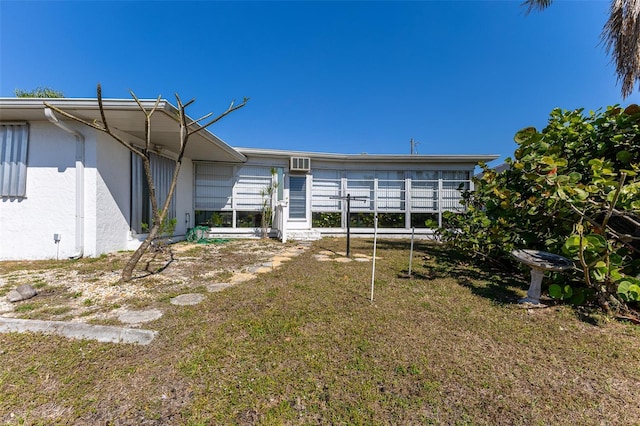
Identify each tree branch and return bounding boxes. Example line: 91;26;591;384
187;112;214;127
96;84;111;134
576;221;593;288
188;97;249;137
602;172;627;231
43;98;145;158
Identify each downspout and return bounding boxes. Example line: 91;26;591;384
44;107;85;259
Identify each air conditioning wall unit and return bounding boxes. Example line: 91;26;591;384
290;156;311;172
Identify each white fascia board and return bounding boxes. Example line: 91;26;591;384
235;147;499;164
0;97;165;110
0;97;247;163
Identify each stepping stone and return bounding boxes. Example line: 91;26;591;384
170;293;204;306
270;260;284;268
118;309;163;324
313;255;331;262
230;273;255;284
248;262;274;273
355;258;370;262
318;250;335;256
335;257;353;263
207;283;231;293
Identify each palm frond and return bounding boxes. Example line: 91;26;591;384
522;0;553;15
602;0;640;98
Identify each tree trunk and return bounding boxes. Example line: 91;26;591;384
45;85;248;282
121;223;162;282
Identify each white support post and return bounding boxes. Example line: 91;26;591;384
405;177;412;229
370;213;379;303
408;227;415;277
438;176;443;228
373;177;378;219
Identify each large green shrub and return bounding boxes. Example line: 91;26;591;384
439;105;640;312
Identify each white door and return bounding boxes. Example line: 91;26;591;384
287;174;310;229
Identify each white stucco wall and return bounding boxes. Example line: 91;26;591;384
0;122;200;260
0;104;239;260
0;122;90;260
93;133;132;256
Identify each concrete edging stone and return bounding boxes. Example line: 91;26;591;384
0;317;157;345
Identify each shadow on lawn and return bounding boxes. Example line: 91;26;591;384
374;239;634;325
320;238;531;306
392;241;529;306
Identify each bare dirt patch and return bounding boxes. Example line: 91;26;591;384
0;239;306;325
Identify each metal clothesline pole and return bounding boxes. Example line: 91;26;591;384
370;213;378;302
346;194;351;257
330;193;368;257
408;227;415;277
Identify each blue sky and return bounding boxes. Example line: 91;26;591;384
1;1;638;164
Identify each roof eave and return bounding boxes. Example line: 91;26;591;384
235;147;499;164
0;97;247;163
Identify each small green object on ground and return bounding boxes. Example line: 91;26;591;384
186;226;230;244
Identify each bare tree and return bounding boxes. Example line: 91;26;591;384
44;84;248;281
523;0;640;98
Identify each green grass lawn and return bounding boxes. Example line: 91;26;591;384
1;238;639;425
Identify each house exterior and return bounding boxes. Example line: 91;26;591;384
0;97;498;260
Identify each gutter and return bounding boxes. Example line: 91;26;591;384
234;147;499;164
44;108;85;259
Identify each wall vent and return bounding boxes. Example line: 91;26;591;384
290;156;311;172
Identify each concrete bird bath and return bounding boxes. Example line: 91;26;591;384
511;249;574;305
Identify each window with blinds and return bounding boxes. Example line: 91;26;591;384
234;166;273;211
441;170;470;211
289;176;307;219
1;123;29;198
410;170;439;211
376;171;405;211
194;163;234;210
131;152;176;233
311;170;341;212
346;171;374;211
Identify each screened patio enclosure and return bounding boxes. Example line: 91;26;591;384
192;148;497;240
309;169;471;230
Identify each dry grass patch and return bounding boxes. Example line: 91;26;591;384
0;238;639;425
